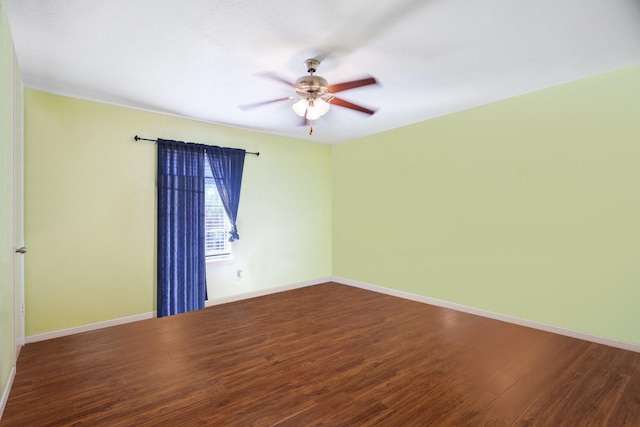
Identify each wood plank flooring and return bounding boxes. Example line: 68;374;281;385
2;282;639;426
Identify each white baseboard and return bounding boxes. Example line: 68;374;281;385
25;312;156;344
205;277;332;307
23;276;637;353
24;277;332;344
332;276;640;353
0;367;16;421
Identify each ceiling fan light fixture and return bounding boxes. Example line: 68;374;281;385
305;97;330;121
292;98;308;117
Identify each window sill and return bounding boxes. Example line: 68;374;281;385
206;255;234;265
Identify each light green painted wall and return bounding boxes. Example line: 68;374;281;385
333;64;640;345
24;89;332;336
20;55;640;345
0;0;18;404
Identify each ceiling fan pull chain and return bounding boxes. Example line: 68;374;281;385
309;126;313;135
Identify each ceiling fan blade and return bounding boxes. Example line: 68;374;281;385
239;97;291;110
328;97;376;115
257;72;295;87
328;77;377;93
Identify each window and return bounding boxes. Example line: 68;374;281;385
205;166;232;259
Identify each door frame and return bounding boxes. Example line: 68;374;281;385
13;48;24;358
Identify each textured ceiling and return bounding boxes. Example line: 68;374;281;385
5;0;640;143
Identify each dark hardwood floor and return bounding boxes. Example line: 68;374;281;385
2;282;639;426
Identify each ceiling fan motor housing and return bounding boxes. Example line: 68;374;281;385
294;75;329;98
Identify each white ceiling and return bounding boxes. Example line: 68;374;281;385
5;0;640;143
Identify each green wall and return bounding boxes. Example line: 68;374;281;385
333;64;640;345
19;53;640;346
24;90;332;336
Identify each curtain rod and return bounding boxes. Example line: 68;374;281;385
134;135;260;156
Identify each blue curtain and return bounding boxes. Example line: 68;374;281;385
157;139;207;317
205;146;246;241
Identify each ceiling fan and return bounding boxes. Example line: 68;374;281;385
242;58;378;134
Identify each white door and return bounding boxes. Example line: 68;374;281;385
13;49;25;357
